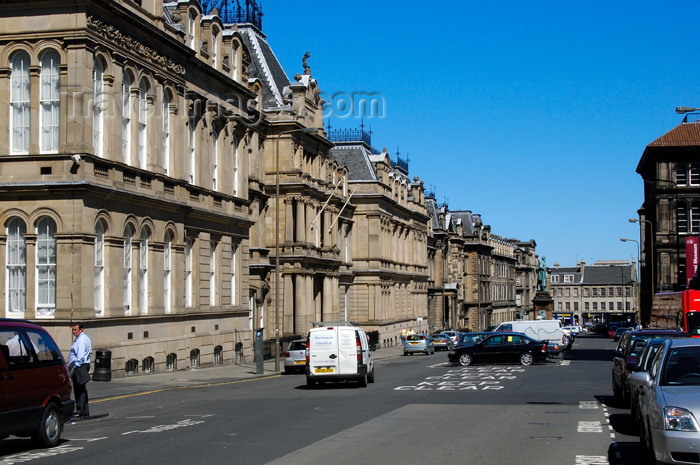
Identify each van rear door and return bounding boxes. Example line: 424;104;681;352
308;327;339;374
337;327;358;375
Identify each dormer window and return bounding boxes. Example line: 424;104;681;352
211;30;219;69
188;11;197;50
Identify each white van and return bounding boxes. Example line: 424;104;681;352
305;323;375;388
493;320;569;350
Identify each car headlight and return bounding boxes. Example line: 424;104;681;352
664;407;700;431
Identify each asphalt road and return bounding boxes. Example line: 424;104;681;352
0;334;643;465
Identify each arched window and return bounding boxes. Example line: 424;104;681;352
10;51;30;154
166;353;177;372
94;222;105;316
93;57;105;157
188;112;196;184
189;349;200;368
188;11;196;50
676;163;688;186
142;356;154;374
162;91;170;175
164;231;172;314
211;29;219;69
40;51;60;153
139;227;149;314
678;202;689;233
231;44;238;80
138;79;149;170
691;164;700;186
122;72;132;163
123;225;133;315
36;217;57;318
214;345;223;365
125;358;138;375
6;218;26;314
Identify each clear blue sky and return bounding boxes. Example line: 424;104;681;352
263;0;700;267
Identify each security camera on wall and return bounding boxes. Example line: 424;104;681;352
71;154;81;165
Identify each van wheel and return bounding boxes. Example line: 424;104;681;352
368;368;375;383
33;403;62;448
306;377;315;389
520;352;534;366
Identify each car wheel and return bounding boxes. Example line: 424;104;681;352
403;351;408;356
458;353;473;366
284;367;291;374
520;352;534;366
33;403;62;448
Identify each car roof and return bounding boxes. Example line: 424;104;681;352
0;318;42;329
667;338;700;348
630;329;687;336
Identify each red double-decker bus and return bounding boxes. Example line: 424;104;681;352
650;290;700;337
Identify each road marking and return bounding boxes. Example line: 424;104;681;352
577;421;603;433
575;456;609;464
0;444;84;465
561;360;571;366
579;401;599;409
69;437;108;442
121;418;205;435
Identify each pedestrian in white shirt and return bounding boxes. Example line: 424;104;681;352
68;323;92;419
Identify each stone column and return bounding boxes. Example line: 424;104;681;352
296;200;305;244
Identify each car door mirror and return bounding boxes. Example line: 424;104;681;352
629;371;652;387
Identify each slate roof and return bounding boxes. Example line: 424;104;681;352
238;25;290;109
330;142;378;182
549;264;633;285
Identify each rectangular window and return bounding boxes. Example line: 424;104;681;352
123;232;132;315
592;287;598;297
94;224;104;316
608;302;614;311
188;116;196;184
185;238;193;307
574;302;579;311
162;96;170;175
212;127;218;191
231;244;237;306
138;83;147;170
139;230;148;314
564;274;573;283
11;53;30;154
164;236;171;314
600;287;606;297
36;219;56;318
583;287;590;297
616;287;622;297
585;302;589;310
593;302;598;311
617;302;622;311
209;241;216;307
122;76;131;163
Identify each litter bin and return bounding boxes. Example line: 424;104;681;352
92;349;111;382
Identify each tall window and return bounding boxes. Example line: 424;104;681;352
162;92;170;175
122;72;132;163
10;52;30;154
188;11;196;49
231;46;238;80
691;165;700;186
188;114;196;184
36;217;56;318
40;51;60;153
678;202;689;233
164;232;172;314
6;218;26;314
93;57;104;157
94;222;105;316
123;225;133;315
139;228;149;314
212;126;218;191
676;163;688;186
211;30;218;69
231;244;237;306
138;79;148;170
233;136;239;195
692;203;700;234
185;238;193;307
209;241;216;307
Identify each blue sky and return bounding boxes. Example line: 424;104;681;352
263;0;700;267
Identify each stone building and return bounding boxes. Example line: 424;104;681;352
0;0;267;374
512;239;538;321
549;260;638;327
636;115;700;321
330;131;429;346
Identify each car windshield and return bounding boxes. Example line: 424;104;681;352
629;336;651;356
686;312;700;336
662;347;700;386
288;341;305;351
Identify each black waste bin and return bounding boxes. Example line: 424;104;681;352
92;349;111;382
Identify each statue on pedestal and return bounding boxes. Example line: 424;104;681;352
537;256;548;292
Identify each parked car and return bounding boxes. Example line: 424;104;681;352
284;339;307;374
613;326;632;341
431;334;453;351
630;338;700;465
441;330;459;345
447;332;548;366
629;338;676;428
0;319;74;447
455;332;491;347
612;329;689;406
404;334;435;355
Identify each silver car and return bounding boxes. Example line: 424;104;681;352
403;334;435;355
284;339;307;374
630;338;700;464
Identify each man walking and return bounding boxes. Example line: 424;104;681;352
69;323;92;419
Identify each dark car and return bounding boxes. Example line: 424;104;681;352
447;332;548;367
455;332;491;347
612;328;689;406
0;319;74;447
613;326;632;341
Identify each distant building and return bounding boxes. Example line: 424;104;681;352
549;260;639;327
636;116;700;322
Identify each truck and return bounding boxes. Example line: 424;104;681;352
649;290;700;336
305;322;375;388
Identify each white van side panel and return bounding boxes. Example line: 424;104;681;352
495;320;564;344
338;327;358;374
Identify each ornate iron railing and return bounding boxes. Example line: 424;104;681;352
327;128;372;146
201;0;263;30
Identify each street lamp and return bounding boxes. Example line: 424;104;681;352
620;238;640;322
273;126;318;372
676;106;700;114
629;218;654;297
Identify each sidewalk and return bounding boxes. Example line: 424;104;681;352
89;344;405;401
